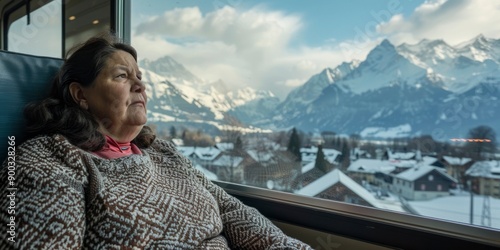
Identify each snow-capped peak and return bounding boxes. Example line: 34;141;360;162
139;56;203;85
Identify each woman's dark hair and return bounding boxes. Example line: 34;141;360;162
24;33;155;150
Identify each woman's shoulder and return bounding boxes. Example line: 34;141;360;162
9;134;89;176
18;134;79;155
147;138;179;154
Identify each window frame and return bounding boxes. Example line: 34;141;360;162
2;0;64;56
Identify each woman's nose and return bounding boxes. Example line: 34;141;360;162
132;77;145;93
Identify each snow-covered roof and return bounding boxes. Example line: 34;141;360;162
247;149;273;162
466;161;500;179
193;147;221;161
300;146;341;164
246;139;281;151
385;149;415;160
396;165;435;181
295;169;396;210
301;161;315;174
443;156;472;165
212;155;243;168
347;159;396;174
422;156;438;166
178;146;221;161
388;159;417;168
396;165;456;182
171;138;184;146
215;142;234;151
176;146;194;157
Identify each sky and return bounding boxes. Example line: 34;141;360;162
130;0;500;100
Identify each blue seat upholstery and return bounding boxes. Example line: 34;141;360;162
0;50;63;163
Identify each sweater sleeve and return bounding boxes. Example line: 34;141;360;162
186;161;313;249
0;137;86;249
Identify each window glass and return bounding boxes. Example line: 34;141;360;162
5;0;112;57
131;0;500;231
7;0;62;57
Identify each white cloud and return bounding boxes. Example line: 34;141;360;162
133;6;334;99
377;0;500;45
135;6;302;53
280;78;307;88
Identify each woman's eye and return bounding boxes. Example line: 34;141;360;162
117;74;127;78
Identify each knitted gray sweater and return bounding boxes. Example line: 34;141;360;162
0;134;312;249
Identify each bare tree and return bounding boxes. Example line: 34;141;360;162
465;125;497;160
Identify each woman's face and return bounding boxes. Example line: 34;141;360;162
83;50;147;141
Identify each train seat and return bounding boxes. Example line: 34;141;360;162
0;50;63;163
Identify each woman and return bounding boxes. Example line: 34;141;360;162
0;34;312;249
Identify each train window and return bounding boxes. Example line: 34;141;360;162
130;0;500;235
6;0;62;57
3;0;112;57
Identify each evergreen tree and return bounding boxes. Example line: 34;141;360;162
235;136;243;151
340;138;351;170
315;144;328;173
169;126;177;138
287;128;302;161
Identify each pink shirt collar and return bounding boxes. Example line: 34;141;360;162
92;135;142;159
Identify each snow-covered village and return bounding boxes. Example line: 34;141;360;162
135;32;500;232
161;127;500;231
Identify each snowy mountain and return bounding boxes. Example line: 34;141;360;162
268;36;500;140
139;35;500;140
456;34;500;63
140;56;279;132
278;61;359;112
227;88;280;125
139;56;202;85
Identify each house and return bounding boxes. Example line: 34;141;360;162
435;156;474;185
208;153;245;182
177;146;221;166
347;159;396;186
392;165;457;201
465;161;500;198
295;169;405;212
310;130;325;146
350;147;371;160
171;138;184;146
291;161;331;190
215;142;234;151
244;150;300;192
382;149;415;161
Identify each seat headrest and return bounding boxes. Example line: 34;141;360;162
0;50;63;163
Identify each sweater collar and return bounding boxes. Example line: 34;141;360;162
92;135;142;159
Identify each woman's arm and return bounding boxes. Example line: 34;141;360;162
189;163;313;250
152;138;312;249
0;136;86;249
192;167;312;249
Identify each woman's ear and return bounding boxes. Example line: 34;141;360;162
69;82;88;110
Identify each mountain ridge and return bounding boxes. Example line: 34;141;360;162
139;35;500;140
